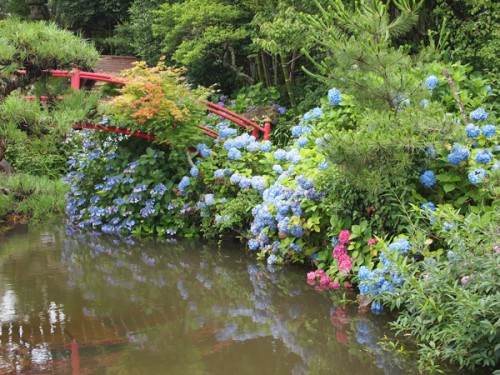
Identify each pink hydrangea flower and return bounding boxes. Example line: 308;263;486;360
329;280;340;289
307;271;316;285
367;238;378;246
333;244;347;259
320;275;332;286
338;254;353;272
338;230;351;244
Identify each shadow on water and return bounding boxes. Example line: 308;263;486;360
0;222;419;374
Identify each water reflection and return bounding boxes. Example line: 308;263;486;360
0;224;417;374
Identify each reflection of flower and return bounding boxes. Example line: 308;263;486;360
336;330;349;344
330;307;350;327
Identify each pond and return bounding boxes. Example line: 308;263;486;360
0;222;417;374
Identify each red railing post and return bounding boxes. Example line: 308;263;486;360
251;127;259;138
70;68;81;90
263;117;272;141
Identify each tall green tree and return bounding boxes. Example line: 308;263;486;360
303;0;426;112
153;0;253;91
431;0;499;79
50;0;133;53
252;2;320;110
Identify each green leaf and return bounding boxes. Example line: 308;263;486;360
443;183;455;193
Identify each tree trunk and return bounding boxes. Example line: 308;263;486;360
279;53;297;111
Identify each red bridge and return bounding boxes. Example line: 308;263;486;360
19;68;272;141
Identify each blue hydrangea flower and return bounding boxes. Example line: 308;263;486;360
274;104;286;115
196;143;208;153
113;198;125;206
128;193;142;204
238;177;251;189
419;170;436;188
214;169;225;179
88;149;101;160
260;141;271;152
371;301;384;314
381;281;395;293
151;183;167;196
481;124;496;138
286;149;302;164
133;184;147;193
140;204;155;218
178;176;191;192
311;107;323;119
230;173;242;184
465;124;481;139
251;176;266;192
328;88;343;105
219;127;237;139
272;165;283;174
291;225;304;238
291;126;304;138
267;254;278;265
190;167;199;177
492;162;500;171
470;108;488;122
420;202;436;212
204;194;215;206
248;239;260;251
90;195;100;205
388;238;411;255
297;137;308;148
318;160;330;170
290;243;302;252
200;148;211;158
425;75;438;90
123;219;135;231
475;149;492;164
447;145;470;165
468;168;487;185
228;147;242;160
420;99;429;108
246;142;261;152
296;176;314;190
273;149;287;161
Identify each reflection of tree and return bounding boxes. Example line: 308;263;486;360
0;225;415;374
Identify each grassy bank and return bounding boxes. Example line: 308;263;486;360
0;173;68;223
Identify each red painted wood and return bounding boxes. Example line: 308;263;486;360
18;69;271;139
72;123;218;140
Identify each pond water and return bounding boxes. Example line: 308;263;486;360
0;223;417;375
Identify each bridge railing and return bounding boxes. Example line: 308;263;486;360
17;68;272;140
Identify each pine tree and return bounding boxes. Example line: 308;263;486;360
303;0;425;112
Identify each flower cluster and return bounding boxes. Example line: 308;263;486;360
328;88;343;105
306;269;340;291
425;75;438;90
419;170;436;188
332;230;353;273
357;239;406;313
447;145;470;165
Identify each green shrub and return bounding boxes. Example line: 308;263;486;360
377;206;500;373
0;173;68;222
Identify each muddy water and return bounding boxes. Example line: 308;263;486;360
0;223;416;374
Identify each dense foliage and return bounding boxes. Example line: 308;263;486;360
0;18;99;96
1;3;499;374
